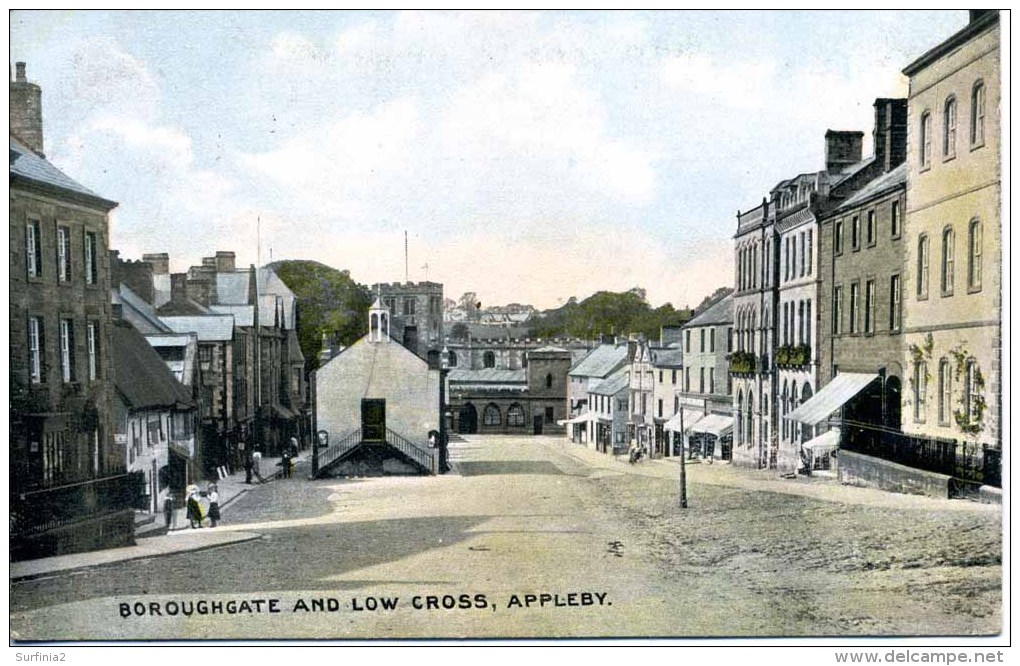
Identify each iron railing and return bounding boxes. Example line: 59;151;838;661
315;428;362;475
841;421;1001;487
10;471;145;538
384;428;437;474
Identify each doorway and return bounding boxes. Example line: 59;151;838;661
458;403;478;434
361;399;386;441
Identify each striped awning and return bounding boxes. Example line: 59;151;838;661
690;414;733;437
664;409;705;433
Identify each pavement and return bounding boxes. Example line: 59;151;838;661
11;449;312;582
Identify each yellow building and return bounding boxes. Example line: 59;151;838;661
901;12;1000;463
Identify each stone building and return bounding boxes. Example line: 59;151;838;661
10;63;138;559
677;292;734;460
586;369;630;455
314;298;442;476
372;281;444;359
900;11;1001;473
564;342;631;445
649;345;684;457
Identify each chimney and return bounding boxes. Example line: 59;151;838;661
186;265;215;306
872;98;908;173
214;251;236;273
627;338;638;361
824;130;864;174
10;62;44;156
170;273;189;303
201;257;217;268
142;252;170;275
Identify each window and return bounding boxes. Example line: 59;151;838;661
685;330;691;353
482;403;501;426
913;361;928;422
59;318;74;383
199;345;213;363
709;328;715;353
866;211;876;246
851;215;861;250
943;97;957;158
891;200;901;238
448;350;457;367
84;231;98;285
671;369;677;385
657;399;663;418
968;219;983;290
483;351;496;368
709;368;716;394
849;283;860;334
964;361;981;425
685;367;690;392
832;286;843;335
87;322;99;381
971;81;985;146
864;280;875;334
805;300;812;345
920;110;932;167
700;329;705;353
26;221;41;277
727;327;733;352
28;317;42;383
674;395;679;413
545;406;554;423
545;373;553;389
797;300;804;344
699;367;705;393
57;226;71;282
917;235;930;298
941;227;955;295
806;229;813;275
834;219;844;255
938;359;952;425
506;403;525;427
889;275;902;332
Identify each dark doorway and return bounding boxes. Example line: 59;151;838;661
362;399;386;441
533;415;544;435
885;376;902;429
458;403;478;434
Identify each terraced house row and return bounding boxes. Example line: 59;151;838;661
726;11;1000;498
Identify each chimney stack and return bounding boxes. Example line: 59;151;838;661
170;273;189;303
142;252;170;275
872;98;908;173
214;251;236;273
10;62;44;156
824;130;864;174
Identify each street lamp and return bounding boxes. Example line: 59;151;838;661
679;406;688;509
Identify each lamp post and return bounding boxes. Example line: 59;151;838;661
679;402;688;509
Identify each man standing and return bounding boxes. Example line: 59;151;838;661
164;495;176;530
244;450;254;484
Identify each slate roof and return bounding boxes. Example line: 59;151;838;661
111;321;195;411
146;333;198;385
590;369;629;396
835;163;907;212
448;368;527;384
569;344;629;378
9;137;116;209
116;284;172;334
215;271;251;304
159;315;235;341
684;292;734;329
210;304;255;327
650;347;683;367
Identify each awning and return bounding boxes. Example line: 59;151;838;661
691;414;734;437
557;411;590;426
664;409;705;433
785;373;879;426
802;428;840;455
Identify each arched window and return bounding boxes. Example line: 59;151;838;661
943;96;957;158
781;381;788;439
448;350;458;367
370;312;379;335
964;360;981;425
506;403;525;427
938;358;952;424
483;403;502;426
483;351;496;368
971;81;985;146
941;226;955;295
968;219;983;290
735;390;744;446
920;110;932;167
746;390;754;447
917;234;930;298
545;373;553;388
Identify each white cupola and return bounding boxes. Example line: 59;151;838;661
369;297;390;343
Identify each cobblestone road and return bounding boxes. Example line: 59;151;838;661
10;435;1001;641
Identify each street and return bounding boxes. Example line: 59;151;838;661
10;435;1001;641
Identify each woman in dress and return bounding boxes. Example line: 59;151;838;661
207;483;221;528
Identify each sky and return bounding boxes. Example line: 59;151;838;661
10;10;969;310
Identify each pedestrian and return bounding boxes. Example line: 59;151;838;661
207;483;221;528
252;450;263;482
186;487;203;529
289;436;299;457
244;451;254;485
163;495;176;530
280;450;292;478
